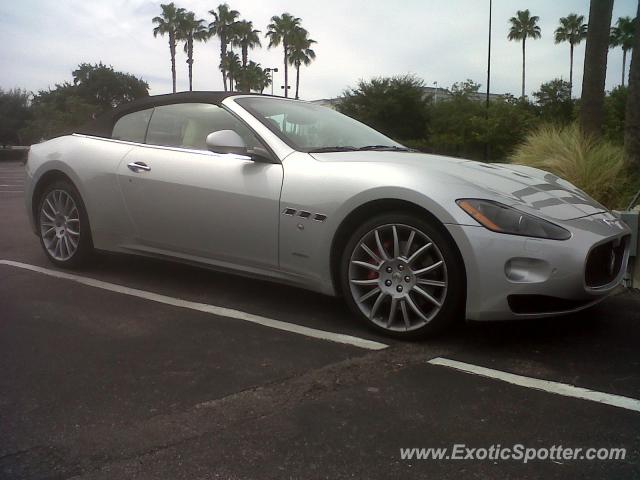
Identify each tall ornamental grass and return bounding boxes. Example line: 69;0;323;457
509;124;628;209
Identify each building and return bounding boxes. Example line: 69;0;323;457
421;86;505;103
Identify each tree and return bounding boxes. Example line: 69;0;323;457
338;75;429;141
581;0;614;137
232;20;261;69
603;86;628;144
178;11;208;91
266;13;302;98
624;4;639;170
152;3;186;93
533;79;573;124
232;19;262;93
254;64;273;93
610;16;637;87
425;81;538;161
508;9;542;98
479;96;539;161
221;51;241;91
554;13;587;97
21;64;149;142
449;79;483;98
72;63;149;108
289;28;316;99
236;61;271;93
209;4;240;92
0;89;32;145
428;80;485;158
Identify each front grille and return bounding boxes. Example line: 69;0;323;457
585;236;629;288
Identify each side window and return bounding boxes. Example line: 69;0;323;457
145;103;261;151
111;108;153;142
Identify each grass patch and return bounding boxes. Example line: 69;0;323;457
509;123;632;209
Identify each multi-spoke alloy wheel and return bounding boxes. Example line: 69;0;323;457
342;213;464;338
37;181;92;267
348;223;448;332
40;189;80;261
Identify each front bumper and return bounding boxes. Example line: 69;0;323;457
446;212;631;321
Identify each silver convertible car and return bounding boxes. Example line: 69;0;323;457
25;92;631;338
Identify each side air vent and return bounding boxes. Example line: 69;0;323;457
313;214;327;222
298;211;311;218
283;208;297;216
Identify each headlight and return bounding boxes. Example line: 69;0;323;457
456;199;571;240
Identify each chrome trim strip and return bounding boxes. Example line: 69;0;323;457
72;133;253;161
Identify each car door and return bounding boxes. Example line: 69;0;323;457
115;102;283;270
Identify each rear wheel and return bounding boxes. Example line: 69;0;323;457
37;180;93;268
340;212;465;338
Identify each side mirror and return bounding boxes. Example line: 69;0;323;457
206;130;277;164
205;130;247;155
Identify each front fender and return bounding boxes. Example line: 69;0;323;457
278;153;473;295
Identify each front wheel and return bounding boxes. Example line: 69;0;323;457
340;212;465;339
37;180;93;268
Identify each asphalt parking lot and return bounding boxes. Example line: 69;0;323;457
1;160;639;479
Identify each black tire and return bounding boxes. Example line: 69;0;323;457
37;179;93;268
340;211;465;339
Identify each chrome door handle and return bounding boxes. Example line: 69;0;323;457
127;161;151;173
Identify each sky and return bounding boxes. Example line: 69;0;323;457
0;0;637;101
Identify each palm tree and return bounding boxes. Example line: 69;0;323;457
178;12;208;92
289;29;316;100
255;66;272;94
624;4;639;169
152;3;186;93
232;20;261;68
232;20;262;93
266;13;302;98
237;61;271;92
221;51;241;91
508;9;542;98
554;13;587;97
209;4;240;91
610;16;637;87
580;0;614;137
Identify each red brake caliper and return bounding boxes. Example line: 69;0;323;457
368;240;393;279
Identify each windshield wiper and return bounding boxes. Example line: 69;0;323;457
307;145;415;153
307;146;359;153
357;145;412;152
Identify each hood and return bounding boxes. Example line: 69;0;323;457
310;151;607;221
456;161;607;220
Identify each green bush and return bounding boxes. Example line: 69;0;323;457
428;82;538;162
401;138;432;152
603;86;627;145
337;75;430;142
532;79;574;125
509;123;628;209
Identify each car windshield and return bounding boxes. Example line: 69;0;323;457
234;97;407;153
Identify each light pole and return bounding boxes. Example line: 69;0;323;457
484;0;492;162
265;67;278;95
433;81;438;104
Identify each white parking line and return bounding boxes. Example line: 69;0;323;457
0;260;389;351
428;357;640;413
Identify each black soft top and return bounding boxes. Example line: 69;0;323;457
76;91;239;138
